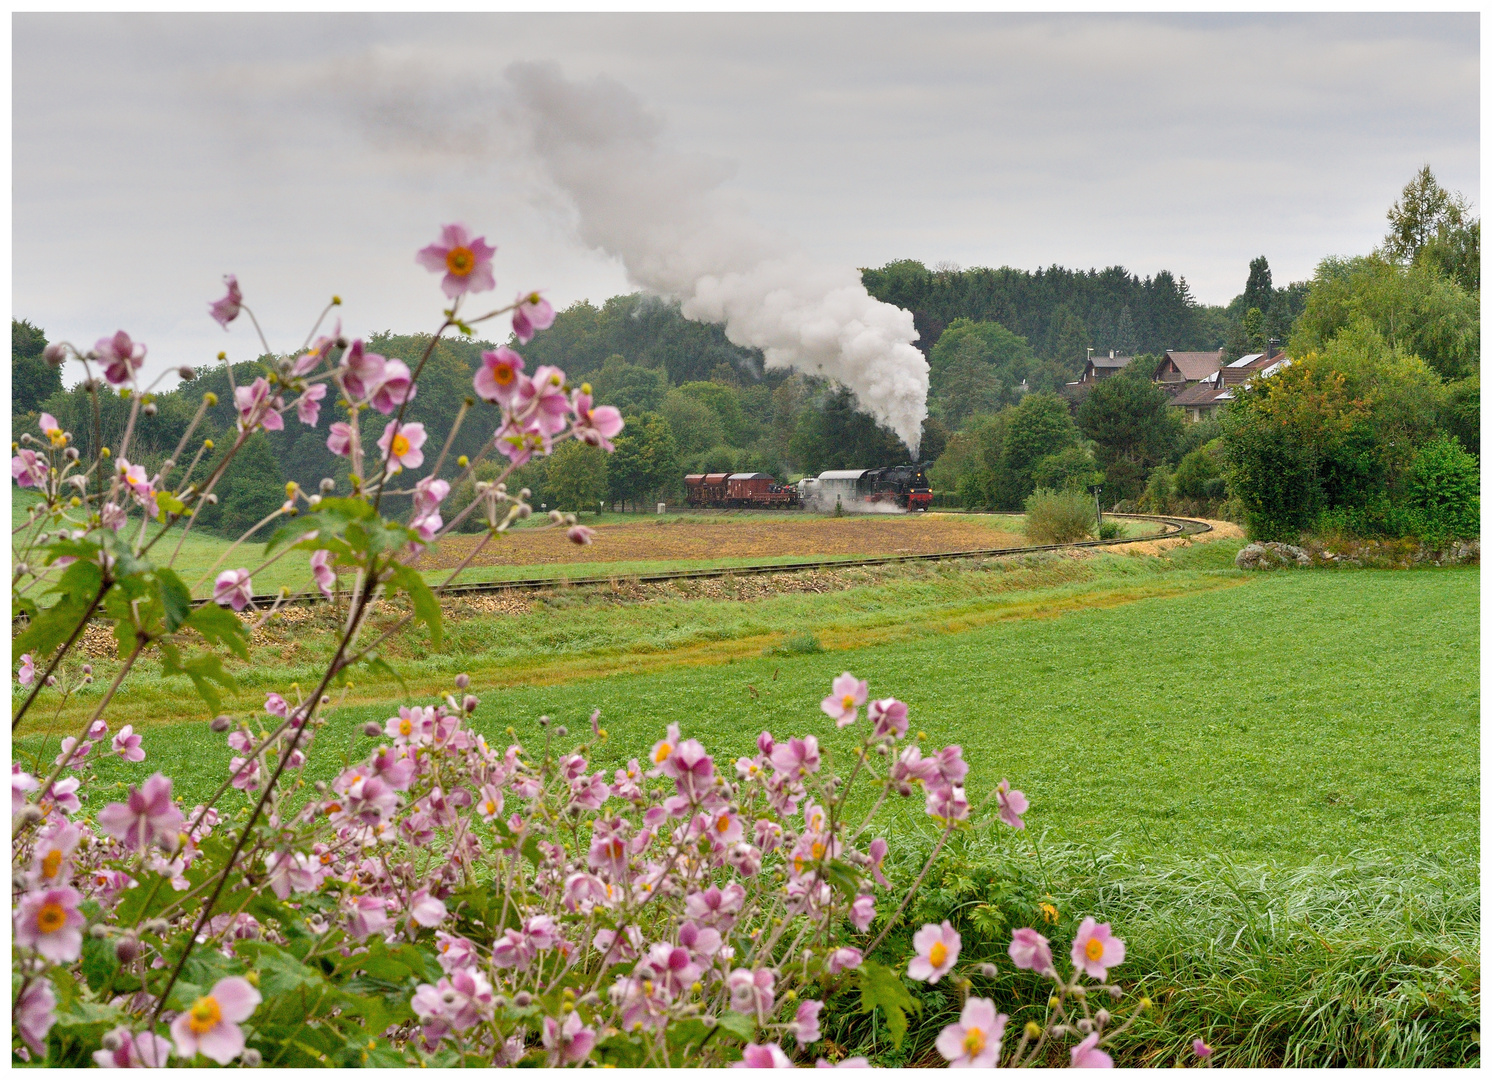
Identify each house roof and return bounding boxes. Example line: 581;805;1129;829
1090;354;1133;369
1169;382;1231;407
1162;350;1225;381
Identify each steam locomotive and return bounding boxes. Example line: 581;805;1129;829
798;465;932;512
683;464;931;512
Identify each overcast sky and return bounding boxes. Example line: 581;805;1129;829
13;13;1479;386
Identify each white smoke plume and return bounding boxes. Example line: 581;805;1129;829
502;63;929;454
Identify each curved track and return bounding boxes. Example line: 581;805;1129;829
214;511;1214;611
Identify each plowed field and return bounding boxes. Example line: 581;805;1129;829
421;513;1028;571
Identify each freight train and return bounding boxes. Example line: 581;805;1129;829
683;472;801;509
683;465;931;512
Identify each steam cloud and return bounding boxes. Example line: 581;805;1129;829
502;63;929;454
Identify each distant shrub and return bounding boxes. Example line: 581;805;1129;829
1097;519;1123;540
1024;488;1097;544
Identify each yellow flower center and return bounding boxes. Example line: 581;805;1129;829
483;800;497;815
716;815;732;833
928;941;949;968
445;246;475;276
841;694;855;711
390;433;410;458
962;1026;986;1057
188;995;222;1033
653;743;673;764
45;428;65;447
811;841;826;859
35;901;67;934
40;849;63;880
1085;937;1105;962
398;719;412;735
494;364;515;385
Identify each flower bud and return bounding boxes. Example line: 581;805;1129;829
82;664;92;675
45;676;56;686
89;923;109;939
1139;996;1152;1010
363;721;382;737
144;918;169;936
1077;1019;1093;1034
442;990;458;1004
43;342;68;366
555;725;567;737
1024;1020;1041;1040
1048;995;1060;1009
1108;986;1122;1000
204;493;218;505
978;962;998;978
142;403;158;416
454;673;470;690
100;1031;123;1051
211;715;232;732
242;1049;262;1067
16;805;42;825
538;716;549;727
463;695;479;714
178;366;196;381
64;447;79;461
513;992;532;1007
457;455;469;468
1096;1009;1110;1025
115;936;141;963
204;392;218;407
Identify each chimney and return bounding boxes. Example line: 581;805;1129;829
1109;349;1115;359
1267;337;1280;360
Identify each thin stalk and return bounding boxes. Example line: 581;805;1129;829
11;577;112;731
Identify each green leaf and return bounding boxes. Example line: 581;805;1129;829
262;498;373;554
183;602;250;659
856;958;921;1051
385;562;443;649
157;569;193;633
822;858;865;901
714;1010;756;1042
360;654;409;695
13;560;102;662
160;648;238;712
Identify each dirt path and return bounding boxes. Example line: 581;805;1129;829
422;513;1027;570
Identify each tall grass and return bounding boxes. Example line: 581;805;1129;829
825;829;1479;1067
1024;488;1096;544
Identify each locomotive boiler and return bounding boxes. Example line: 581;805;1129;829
798;464;932;512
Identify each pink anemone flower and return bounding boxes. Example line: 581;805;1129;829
209;274;243;329
417;223;497;298
935;996;1006;1067
15;978;56;1056
15;885;85;962
96;773;184;853
571;387;625;451
369;358;416;414
18;653;36;686
734;1042;794;1068
94;1027;173;1067
542;1011;597;1066
1071;1031;1114;1068
214;569;254;611
996;778;1029;829
1008;927;1055;974
95;331;145;385
512;290;556;344
326;421;355;458
234;377;284;432
170;976;261;1065
821;671;869;727
908;920;961;983
1071;917;1126;981
310;549;336;599
378;421;426;471
295;381;327;426
112;725;145;762
473;347;526;405
12;449;47;488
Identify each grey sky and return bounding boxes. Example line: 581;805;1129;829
13;13;1479;386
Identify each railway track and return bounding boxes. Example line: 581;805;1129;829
220;511;1213;611
12;513;1212;625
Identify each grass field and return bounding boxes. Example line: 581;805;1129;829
11;508;1479;1065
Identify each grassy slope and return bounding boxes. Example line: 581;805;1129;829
20;545;1477;864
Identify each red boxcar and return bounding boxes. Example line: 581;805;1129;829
684;472;799;509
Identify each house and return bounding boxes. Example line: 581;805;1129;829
1152;348;1225;390
1168;347;1291;422
1078;350;1133;384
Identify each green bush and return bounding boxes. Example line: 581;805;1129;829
1023;487;1096;544
1097;519;1123;540
1405;435;1479;540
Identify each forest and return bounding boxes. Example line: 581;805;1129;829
11;168;1479;544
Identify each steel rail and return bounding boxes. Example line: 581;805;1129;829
13;513;1212;625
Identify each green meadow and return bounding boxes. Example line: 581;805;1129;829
11;525;1479;1065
